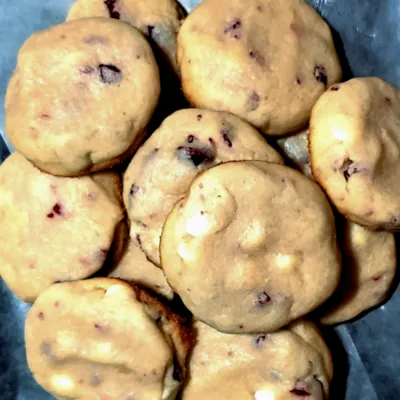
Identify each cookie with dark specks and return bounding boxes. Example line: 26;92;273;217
310;77;400;231
5;18;160;176
177;0;341;135
67;0;185;73
109;239;174;299
182;319;332;400
25;278;192;400
0;153;124;302
161;161;340;333
123;109;282;267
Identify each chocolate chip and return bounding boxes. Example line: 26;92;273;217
104;0;120;19
340;159;366;182
314;65;327;85
373;275;382;281
255;334;268;347
248;50;265;66
177;146;216;167
224;18;242;39
290;388;310;396
129;184;140;197
98;64;122;85
90;375;102;387
136;234;142;246
385;97;392;105
296;77;302;85
221;127;233;147
239;324;244;329
255;291;271;306
247;91;260;111
330;85;340;91
38;312;45;320
188;135;195;143
390;216;400;226
197;114;202;121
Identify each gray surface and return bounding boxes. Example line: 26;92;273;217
0;1;400;399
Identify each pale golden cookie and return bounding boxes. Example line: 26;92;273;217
123;109;283;267
25;279;192;400
276;133;398;323
177;0;341;135
319;221;396;324
310;77;400;230
67;0;185;73
109;239;174;299
161;161;340;333
182;320;332;400
276;129;312;178
0;153;123;302
5;18;160;176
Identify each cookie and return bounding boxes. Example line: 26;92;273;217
276;132;398;324
319;221;396;324
182;319;332;400
177;0;342;135
276;129;312;178
25;278;192;400
310;77;400;230
123;109;283;267
67;0;185;74
5;18;160;176
109;239;174;299
0;153;124;302
161;161;341;333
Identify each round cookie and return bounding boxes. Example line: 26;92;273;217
123;109;283;267
67;0;185;73
275;133;397;323
177;0;342;135
319;221;396;324
109;239;174;299
182;319;333;400
5;18;160;176
25;278;192;400
276;129;312;178
310;77;400;230
161;161;341;333
0;153;124;302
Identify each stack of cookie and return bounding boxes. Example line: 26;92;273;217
0;0;398;399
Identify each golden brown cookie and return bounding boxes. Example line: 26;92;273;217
123;109;283;267
67;0;185;73
109;239;174;299
161;161;341;333
310;77;400;230
25;278;193;400
177;0;341;135
0;153;124;302
182;319;333;400
319;221;396;324
5;18;160;176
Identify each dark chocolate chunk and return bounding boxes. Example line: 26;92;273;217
224;18;242;39
177;146;216;167
314;65;327;85
98;64;122;85
104;0;120;19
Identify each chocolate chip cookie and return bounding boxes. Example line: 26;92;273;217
25;278;192;400
177;0;341;135
5;18;160;176
161;161;341;333
123;109;283;267
310;77;400;230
